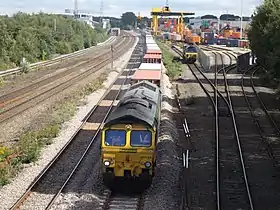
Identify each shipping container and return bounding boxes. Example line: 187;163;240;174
238;40;249;48
174;34;182;41
216;38;228;45
226;39;238;47
138;63;162;71
111;28;120;36
162;33;169;40
201;32;214;39
223;30;233;38
231;32;241;39
184;29;192;37
190;35;201;44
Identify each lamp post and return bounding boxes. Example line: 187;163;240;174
240;0;243;39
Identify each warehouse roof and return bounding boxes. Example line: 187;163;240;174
144;54;161;59
139;63;162;70
132;70;161;80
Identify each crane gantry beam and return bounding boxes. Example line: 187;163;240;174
151;1;195;35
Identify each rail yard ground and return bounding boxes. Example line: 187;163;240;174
0;34;137;207
1;31;280;210
164;43;280;209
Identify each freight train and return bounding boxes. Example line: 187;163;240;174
100;32;162;186
182;44;198;64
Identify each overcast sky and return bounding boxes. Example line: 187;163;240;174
0;0;262;17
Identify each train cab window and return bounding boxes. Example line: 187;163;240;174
105;130;126;146
130;130;152;147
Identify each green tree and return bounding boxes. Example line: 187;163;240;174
121;12;137;27
0;13;108;71
248;0;280;79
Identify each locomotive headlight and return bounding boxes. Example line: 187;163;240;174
144;161;151;168
104;160;110;166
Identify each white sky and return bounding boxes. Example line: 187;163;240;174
0;0;262;17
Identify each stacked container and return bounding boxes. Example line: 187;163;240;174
190;35;201;44
201;32;215;44
162;33;169;40
226;39;238;47
238;40;249;48
231;32;241;39
216;38;228;45
223;30;233;38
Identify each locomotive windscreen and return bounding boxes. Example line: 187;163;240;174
184;46;197;52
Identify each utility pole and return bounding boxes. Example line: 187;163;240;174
100;0;104;24
240;0;243;39
111;45;114;70
74;0;78;18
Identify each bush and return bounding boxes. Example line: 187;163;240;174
156;41;182;80
248;0;280;85
0;13;109;71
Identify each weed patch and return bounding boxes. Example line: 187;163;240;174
0;73;108;186
156;40;182;80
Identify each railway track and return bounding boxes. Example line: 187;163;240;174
10;35;144;210
0;34;135;123
0;36;117;77
170;42;280;208
99;190;144;210
199;45;237;73
215;52;253;210
178;47;253;208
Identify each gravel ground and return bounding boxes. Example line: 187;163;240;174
0;37;132;144
143;67;183;210
0;37;139;210
44;38;145;210
175;64;216;209
0;36;116;95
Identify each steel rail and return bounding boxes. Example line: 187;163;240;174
10;35;138;210
217;51;254;210
0;36;117;77
251;68;280;135
241;65;279;166
0;36;126;108
45;58;138;210
0;37;134;123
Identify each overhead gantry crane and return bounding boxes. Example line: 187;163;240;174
151;0;195;35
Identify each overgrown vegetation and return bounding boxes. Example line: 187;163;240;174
0;12;108;71
156;40;182;80
248;0;280;86
0;73;108;186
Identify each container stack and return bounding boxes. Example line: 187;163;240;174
201;32;215;44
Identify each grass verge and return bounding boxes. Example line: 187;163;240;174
156;40;182;80
0;72;108;186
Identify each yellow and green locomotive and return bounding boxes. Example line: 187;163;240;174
100;81;161;184
182;44;198;64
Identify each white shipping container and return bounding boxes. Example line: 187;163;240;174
174;34;182;41
139;63;162;71
146;41;155;44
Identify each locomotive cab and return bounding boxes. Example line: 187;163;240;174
101;124;156;184
183;45;198;64
100;81;161;186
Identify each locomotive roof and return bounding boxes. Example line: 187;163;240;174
104;81;160;127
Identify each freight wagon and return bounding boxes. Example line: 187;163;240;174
111;28;121;36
